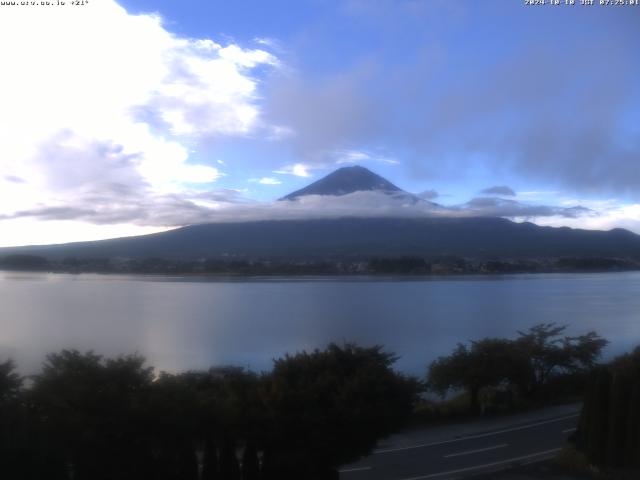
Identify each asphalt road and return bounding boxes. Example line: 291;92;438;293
339;406;580;480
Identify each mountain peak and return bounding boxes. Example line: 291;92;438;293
281;165;404;201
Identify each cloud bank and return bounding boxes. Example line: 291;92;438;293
0;188;597;229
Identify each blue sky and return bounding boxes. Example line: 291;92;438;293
0;0;638;246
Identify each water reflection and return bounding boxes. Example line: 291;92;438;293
1;271;638;374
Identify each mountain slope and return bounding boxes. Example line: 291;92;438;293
3;166;639;263
3;217;640;261
281;165;405;200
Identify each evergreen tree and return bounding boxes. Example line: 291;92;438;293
577;347;640;469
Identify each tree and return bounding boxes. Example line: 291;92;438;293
0;360;22;403
0;254;49;270
576;347;640;469
427;343;472;399
368;257;430;274
427;325;608;411
263;343;421;478
149;366;265;480
515;323;608;396
0;360;26;478
427;339;527;412
2;345;418;479
28;350;155;480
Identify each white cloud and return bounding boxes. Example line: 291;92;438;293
0;218;170;248
249;177;282;185
254;37;279;48
265;125;295;141
379;157;401;165
0;0;276;245
337;150;371;162
148;40;276;137
272;151;399;181
533;204;640;234
273;163;314;177
334;149;400;166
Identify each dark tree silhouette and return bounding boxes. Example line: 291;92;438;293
368;256;430;274
576;347;640;469
241;441;260;480
263;343;421;478
28;350;155;480
427;324;608;412
0;254;49;270
2;344;419;479
515;323;608;396
428;339;527;412
0;360;26;478
0;360;22;402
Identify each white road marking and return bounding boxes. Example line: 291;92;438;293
562;427;577;434
374;413;579;454
443;443;508;458
398;448;562;480
338;466;372;473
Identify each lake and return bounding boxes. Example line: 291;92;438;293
1;271;638;376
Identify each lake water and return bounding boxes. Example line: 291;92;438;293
1;271;639;376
